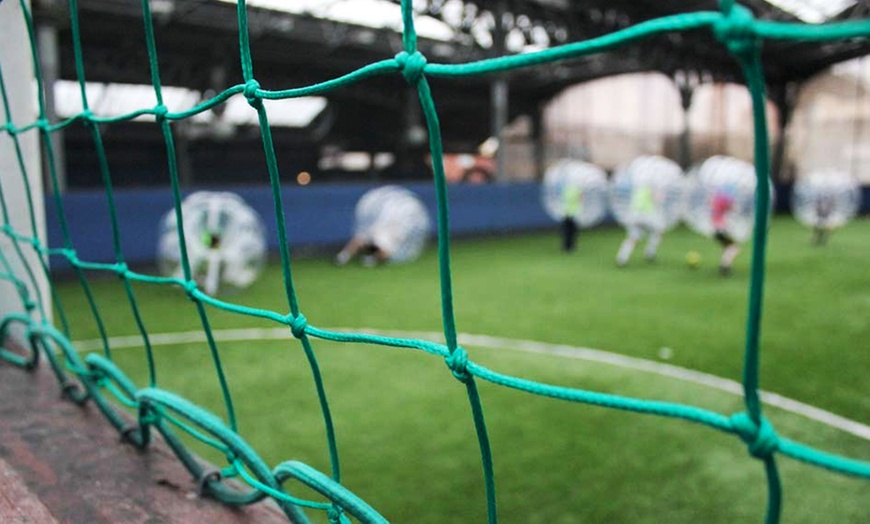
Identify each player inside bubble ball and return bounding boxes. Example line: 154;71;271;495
335;228;401;267
335;186;430;267
710;186;742;276
615;184;664;266
811;194;836;246
560;184;581;252
541;160;609;254
157;191;267;296
791;169;860;247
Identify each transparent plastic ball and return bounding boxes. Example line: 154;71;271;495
354;186;431;263
683;155;773;243
609;155;686;232
157;191;267;295
792;169;861;230
541;159;609;228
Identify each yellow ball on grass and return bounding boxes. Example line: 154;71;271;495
686;251;701;269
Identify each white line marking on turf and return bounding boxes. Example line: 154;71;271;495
74;328;870;441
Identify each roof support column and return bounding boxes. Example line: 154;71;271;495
531;102;546;181
398;88;427;178
175;128;193;187
491;0;509;183
849;57;866;183
674;71;699;171
770;82;799;184
175;63;231;188
36;22;65;194
490;77;509;182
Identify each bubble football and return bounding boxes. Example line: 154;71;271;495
157;191;267;295
351;185;431;263
683;155;773;243
792;169;861;231
609;155;686;232
541;159;609;228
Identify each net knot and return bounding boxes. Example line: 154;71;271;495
80;109;93;122
243;79;262;108
714;2;758;57
36;118;49;131
114;262;128;277
183;280;199;299
395;51;427;85
730;412;779;459
153;104;169;122
289;313;308;339
2;123;15;135
63;248;79;265
445;346;471;383
327;507;346;524
139;406;160;426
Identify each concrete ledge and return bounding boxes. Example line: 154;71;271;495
0;354;289;523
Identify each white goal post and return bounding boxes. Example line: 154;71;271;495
0;0;49;344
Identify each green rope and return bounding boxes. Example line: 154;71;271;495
235;0;344;493
0;16;79;343
17;0;106;353
67;0;156;385
1;1;869;523
0;59;51;325
139;0;237;430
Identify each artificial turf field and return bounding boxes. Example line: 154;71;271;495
55;217;869;523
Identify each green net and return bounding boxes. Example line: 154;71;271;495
1;0;869;522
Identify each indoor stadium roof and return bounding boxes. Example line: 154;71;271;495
33;0;870;151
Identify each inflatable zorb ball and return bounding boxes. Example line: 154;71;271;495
157;191;267;295
354;186;431;263
684;156;773;243
541;159;609;227
609;155;686;232
792;169;861;230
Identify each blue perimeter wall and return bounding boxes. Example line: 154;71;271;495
43;182;870;271
44;182;554;270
